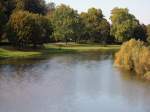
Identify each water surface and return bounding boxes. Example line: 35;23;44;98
0;53;150;112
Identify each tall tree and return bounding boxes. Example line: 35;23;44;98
0;2;7;39
133;24;147;41
110;7;146;42
80;8;110;43
46;2;55;15
15;0;46;14
146;24;150;43
50;4;81;43
0;0;16;18
8;11;53;48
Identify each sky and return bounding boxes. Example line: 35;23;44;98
45;0;150;25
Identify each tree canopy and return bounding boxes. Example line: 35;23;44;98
8;11;53;48
0;1;149;48
80;8;110;43
15;0;46;14
110;7;146;42
147;25;150;43
50;4;81;43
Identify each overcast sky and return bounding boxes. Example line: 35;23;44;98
45;0;150;25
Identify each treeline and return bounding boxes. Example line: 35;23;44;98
0;0;150;48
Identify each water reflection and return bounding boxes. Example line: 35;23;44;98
0;53;149;112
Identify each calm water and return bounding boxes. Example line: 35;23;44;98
0;53;150;112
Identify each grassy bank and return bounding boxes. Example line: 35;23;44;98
0;43;120;58
0;48;41;58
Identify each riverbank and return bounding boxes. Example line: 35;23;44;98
0;43;120;58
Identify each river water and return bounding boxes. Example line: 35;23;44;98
0;53;150;112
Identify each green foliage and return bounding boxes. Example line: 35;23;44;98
0;0;17;41
0;1;149;49
80;8;110;43
147;25;150;43
46;2;55;15
0;0;16;18
8;11;53;48
15;0;46;14
110;8;146;42
50;4;81;43
110;8;135;24
0;0;8;40
0;9;7;39
0;48;41;58
133;24;147;41
115;39;150;76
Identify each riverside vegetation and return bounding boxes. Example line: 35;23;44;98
115;39;150;80
0;0;149;48
1;0;150;80
0;43;120;58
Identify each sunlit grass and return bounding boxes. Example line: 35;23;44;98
0;48;41;58
44;43;120;52
0;43;120;58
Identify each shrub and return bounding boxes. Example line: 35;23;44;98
115;39;150;78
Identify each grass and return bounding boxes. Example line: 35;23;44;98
44;43;120;52
0;48;41;58
0;43;120;58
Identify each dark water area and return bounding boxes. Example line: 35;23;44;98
0;52;150;112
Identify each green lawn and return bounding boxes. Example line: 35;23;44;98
0;48;41;58
0;43;120;58
44;43;120;52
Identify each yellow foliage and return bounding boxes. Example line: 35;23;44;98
115;39;150;78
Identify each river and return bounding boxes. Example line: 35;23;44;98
0;52;149;112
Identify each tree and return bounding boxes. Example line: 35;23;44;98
15;0;46;14
50;4;81;43
110;7;145;43
0;0;12;40
0;0;16;18
80;8;110;43
0;0;17;41
46;2;55;15
147;25;150;43
0;12;7;40
0;1;7;39
133;24;147;41
8;11;53;48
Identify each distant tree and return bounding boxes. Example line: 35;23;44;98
133;24;147;41
8;11;53;48
50;4;81;44
110;7;144;42
0;0;16;18
0;0;12;40
0;10;7;40
46;2;55;15
147;25;150;43
15;0;46;14
80;8;110;43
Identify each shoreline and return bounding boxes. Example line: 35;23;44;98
0;43;120;59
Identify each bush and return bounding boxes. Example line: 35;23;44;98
115;39;150;78
8;11;53;48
